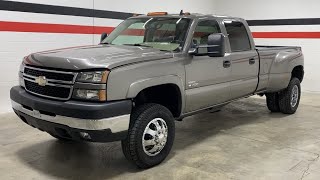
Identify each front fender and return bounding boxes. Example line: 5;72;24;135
126;75;185;113
126;75;184;98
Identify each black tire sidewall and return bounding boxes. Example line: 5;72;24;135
279;78;301;113
133;104;175;167
291;79;301;111
266;93;280;112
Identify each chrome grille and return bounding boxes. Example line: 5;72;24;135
24;67;74;82
23;66;77;100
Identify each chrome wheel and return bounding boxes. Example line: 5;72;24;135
142;118;168;156
291;85;299;107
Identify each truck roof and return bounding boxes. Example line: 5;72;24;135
131;13;244;21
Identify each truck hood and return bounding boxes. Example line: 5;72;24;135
24;45;174;70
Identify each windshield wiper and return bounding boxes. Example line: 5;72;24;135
123;43;152;47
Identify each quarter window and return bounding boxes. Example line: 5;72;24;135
224;21;251;52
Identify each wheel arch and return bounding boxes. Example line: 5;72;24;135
291;65;304;82
127;75;184;118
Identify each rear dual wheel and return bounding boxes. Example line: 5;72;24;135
266;92;280;112
278;78;301;114
266;77;301;114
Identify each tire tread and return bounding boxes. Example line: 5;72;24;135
266;93;280;112
122;103;174;168
278;78;301;114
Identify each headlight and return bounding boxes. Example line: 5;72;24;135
73;89;106;101
19;61;25;73
74;70;109;101
76;70;109;83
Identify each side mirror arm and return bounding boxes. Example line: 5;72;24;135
188;48;198;55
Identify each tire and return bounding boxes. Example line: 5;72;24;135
278;78;301;114
266;93;280;112
49;133;72;141
121;103;175;169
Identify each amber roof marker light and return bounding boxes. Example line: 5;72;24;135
147;12;168;16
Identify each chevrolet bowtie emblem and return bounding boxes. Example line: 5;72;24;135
35;76;47;86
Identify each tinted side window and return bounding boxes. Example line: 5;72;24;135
193;20;221;46
224;21;251;52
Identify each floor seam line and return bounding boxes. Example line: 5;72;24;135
222;131;320;156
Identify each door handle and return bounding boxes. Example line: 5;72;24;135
249;58;255;65
223;60;231;68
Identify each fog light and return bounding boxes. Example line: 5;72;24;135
79;132;91;140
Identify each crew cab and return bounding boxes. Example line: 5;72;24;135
10;12;304;168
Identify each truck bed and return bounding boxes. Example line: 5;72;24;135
256;45;301;51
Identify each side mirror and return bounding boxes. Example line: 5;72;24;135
207;33;225;57
100;33;108;43
188;33;225;57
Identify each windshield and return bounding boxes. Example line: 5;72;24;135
102;17;192;51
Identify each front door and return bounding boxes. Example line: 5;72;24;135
185;19;232;112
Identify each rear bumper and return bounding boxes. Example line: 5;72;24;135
10;86;132;142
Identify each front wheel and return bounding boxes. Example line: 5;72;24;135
278;78;301;114
121;103;175;169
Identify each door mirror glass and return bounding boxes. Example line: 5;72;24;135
100;33;108;43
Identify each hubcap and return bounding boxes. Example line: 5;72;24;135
142;118;168;156
291;85;299;107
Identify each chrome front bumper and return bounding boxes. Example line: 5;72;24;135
12;100;130;133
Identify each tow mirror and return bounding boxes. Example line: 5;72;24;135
100;33;108;43
207;33;225;57
189;33;225;57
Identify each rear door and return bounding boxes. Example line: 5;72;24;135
223;20;259;99
185;18;232;112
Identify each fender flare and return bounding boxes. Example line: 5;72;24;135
273;51;304;74
126;75;185;114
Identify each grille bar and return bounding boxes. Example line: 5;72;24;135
24;66;77;84
23;66;76;100
24;79;73;100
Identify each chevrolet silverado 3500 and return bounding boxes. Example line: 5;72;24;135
11;12;304;168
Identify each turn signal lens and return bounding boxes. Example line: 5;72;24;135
147;12;168;16
73;89;107;101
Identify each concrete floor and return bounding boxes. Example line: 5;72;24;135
1;93;320;180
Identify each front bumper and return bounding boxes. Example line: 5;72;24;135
10;86;132;142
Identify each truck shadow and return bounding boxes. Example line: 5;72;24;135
16;97;290;179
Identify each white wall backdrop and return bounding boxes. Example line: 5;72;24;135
1;0;319;113
215;0;320;93
92;0;217;43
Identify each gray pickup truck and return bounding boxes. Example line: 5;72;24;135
10;12;304;168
